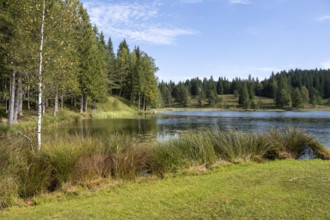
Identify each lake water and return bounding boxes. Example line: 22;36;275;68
50;111;330;149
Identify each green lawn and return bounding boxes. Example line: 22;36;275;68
1;160;330;219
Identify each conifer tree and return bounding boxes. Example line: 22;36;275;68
292;87;303;108
76;5;108;112
106;37;117;94
116;40;131;97
275;75;291;108
238;82;250;109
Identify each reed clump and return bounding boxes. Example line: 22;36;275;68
152;128;330;172
0;128;329;209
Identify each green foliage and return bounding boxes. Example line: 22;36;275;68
275;75;292;108
300;86;310;104
159;85;172;107
310;88;322;107
115;40;131;97
175;83;190;107
238;82;251;109
291;87;304;108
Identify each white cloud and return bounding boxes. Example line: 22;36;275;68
228;0;251;5
83;1;198;45
321;59;330;69
104;26;197;45
317;15;330;22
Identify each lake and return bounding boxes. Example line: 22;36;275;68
49;111;330;149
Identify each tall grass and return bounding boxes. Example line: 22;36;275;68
0;128;329;209
153;128;330;172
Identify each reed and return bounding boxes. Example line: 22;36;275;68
0;128;329;209
153;128;330;172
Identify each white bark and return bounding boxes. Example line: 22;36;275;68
8;70;16;125
54;88;59;116
13;79;19;123
83;94;88;112
17;73;23;117
79;95;83;113
27;86;30;110
37;0;46;151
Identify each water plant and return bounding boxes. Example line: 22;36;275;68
0;128;329;209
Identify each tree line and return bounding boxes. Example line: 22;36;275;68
159;69;330;109
0;0;158;148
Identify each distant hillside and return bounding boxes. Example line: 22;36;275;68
158;69;330;109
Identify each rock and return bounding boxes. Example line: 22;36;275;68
26;198;35;206
298;147;316;160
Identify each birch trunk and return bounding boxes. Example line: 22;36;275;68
54;88;59;116
8;70;16;125
27;86;30;110
13;79;19;123
80;95;83;113
17;73;23;117
37;0;46;151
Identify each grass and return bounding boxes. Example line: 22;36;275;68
91;97;138;119
1;160;330;219
0;128;329;211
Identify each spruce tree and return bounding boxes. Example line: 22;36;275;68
116;40;131;97
106;37;117;94
291;88;303;108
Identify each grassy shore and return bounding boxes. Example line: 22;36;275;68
0;97;137;133
0;128;329;210
1;160;330;219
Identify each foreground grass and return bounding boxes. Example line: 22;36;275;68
1;160;330;219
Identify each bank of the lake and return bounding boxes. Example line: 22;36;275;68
1;127;329;210
0;97;138;133
1;160;330;219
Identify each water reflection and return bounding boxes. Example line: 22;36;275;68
47;111;330;148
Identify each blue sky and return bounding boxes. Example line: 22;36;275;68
81;0;330;82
